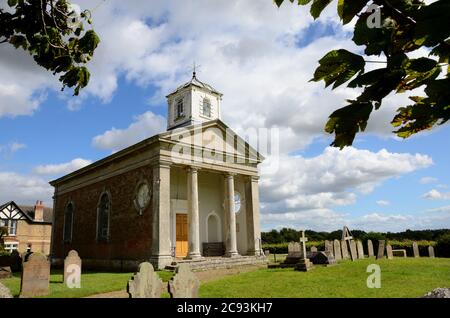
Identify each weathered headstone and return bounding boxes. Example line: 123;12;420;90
20;253;50;298
311;251;336;265
168;264;200;298
349;240;358;261
128;262;164;298
386;244;393;260
264;250;270;257
367;240;374;257
64;250;82;288
392;249;407;257
413;242;420;258
376;240;385;260
0;266;12;279
281;242;302;267
428;246;435;258
333;240;342;261
356;241;365;259
324;240;334;257
0;282;12;298
295;231;312;271
341;240;349;259
311;246;318;253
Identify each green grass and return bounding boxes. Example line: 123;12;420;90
1;270;174;298
199;257;450;298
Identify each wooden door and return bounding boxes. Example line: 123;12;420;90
176;214;188;258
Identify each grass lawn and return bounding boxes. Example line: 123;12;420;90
1;270;173;298
200;257;450;298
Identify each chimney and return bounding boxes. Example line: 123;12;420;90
34;200;44;222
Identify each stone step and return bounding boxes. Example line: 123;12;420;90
165;256;267;272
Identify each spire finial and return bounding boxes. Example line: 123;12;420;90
192;61;200;79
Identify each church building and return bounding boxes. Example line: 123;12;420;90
50;74;265;270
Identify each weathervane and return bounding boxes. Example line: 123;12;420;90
191;61;201;78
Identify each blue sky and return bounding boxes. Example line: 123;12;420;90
0;0;449;232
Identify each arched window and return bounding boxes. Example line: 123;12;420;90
63;202;74;242
97;193;111;242
202;98;211;117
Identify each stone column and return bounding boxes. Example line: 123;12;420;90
225;173;239;257
245;176;262;256
150;160;173;269
186;167;202;259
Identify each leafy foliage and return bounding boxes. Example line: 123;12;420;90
0;0;100;95
0;226;7;253
274;0;450;147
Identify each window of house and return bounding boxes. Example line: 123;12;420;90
4;243;18;253
97;193;111;242
176;98;184;118
202;98;211;117
0;219;17;236
234;192;241;213
64;202;74;242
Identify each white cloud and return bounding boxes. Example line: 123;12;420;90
33;158;92;176
0;142;26;158
376;200;390;206
420;176;438;184
92;111;166;151
0;172;53;206
422;189;450;200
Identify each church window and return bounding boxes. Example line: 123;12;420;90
97;192;111;242
176;98;184;119
202;98;211;117
63;202;74;242
234;192;241;213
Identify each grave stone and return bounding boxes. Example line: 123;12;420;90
0;282;12;298
386;244;393;259
428;246;435;258
356;241;365;259
333;240;342;261
324;240;333;256
376;240;385;260
281;242;302;267
392;249;407;257
311;251;336;265
20;253;50;298
341;240;349;260
349;240;358;261
128;262;164;298
413;242;420;258
311;246;318;253
295;231;312;271
367;240;374;257
64;250;82;288
168;264;200;298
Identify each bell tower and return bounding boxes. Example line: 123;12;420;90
166;72;223;130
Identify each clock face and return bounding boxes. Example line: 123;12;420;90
136;183;150;209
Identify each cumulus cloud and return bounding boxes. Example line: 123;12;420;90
92;111;166;151
420;176;438;184
376;200;390;206
422;189;450;200
0;142;26;158
0;172;53;206
33;158;92;176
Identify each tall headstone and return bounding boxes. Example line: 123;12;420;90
64;250;82;288
333;240;342;261
386;244;393;260
282;242;302;266
367;240;374;257
20;253;50;298
413;242;420;258
428;246;435;258
376;240;385;260
349;240;358;261
324;240;334;257
168;264;200;298
356;241;365;259
311;246;318;253
341;240;349;260
295;231;312;272
128;262;164;298
0;282;12;298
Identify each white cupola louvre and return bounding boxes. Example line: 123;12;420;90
166;72;223;130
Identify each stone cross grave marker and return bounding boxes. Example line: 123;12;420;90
349;240;358;261
413;242;420;258
341;240;349;259
428;246;435;258
169;264;200;298
376;240;385;260
128;262;164;298
356;241;365;259
64;250;82;288
333;240;342;261
20;253;50;298
367;240;374;257
295;231;312;271
386;244;393;260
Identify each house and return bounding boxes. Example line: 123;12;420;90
50;73;265;270
0;200;52;254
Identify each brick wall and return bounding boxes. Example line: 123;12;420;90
52;165;154;262
15;221;52;254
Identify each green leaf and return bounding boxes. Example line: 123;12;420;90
337;0;368;25
274;0;285;7
310;0;333;19
348;68;388;88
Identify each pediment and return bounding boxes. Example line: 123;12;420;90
0;202;28;221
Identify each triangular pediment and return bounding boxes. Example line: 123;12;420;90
0;201;29;221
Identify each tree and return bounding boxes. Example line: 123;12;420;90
0;226;7;254
275;0;449;148
0;0;100;96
